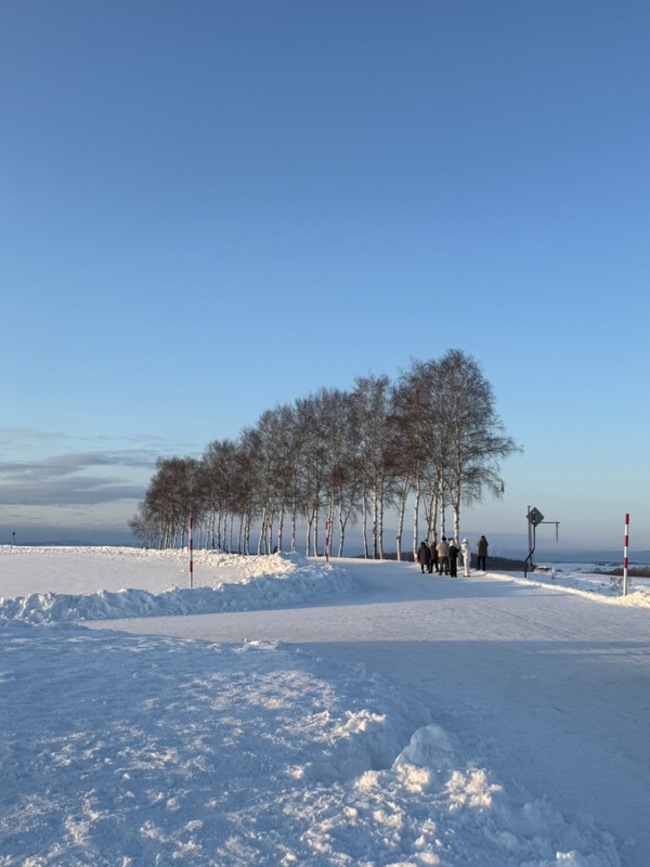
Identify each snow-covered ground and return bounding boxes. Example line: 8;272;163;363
1;546;648;866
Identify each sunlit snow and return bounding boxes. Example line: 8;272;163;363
1;545;647;866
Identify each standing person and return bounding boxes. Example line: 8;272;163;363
436;536;450;575
417;541;431;574
428;538;438;574
460;538;471;576
448;538;459;577
476;535;489;571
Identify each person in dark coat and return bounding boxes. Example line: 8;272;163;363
476;535;489;571
448;538;459;577
417;541;432;573
428;539;438;574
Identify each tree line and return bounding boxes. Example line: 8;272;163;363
129;349;521;559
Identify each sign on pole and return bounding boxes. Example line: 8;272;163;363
524;506;559;577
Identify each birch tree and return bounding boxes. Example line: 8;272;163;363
393;359;445;554
435;349;521;541
352;375;399;559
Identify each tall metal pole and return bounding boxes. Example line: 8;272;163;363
623;513;630;596
525;506;537;577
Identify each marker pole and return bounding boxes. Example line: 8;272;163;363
623;513;629;597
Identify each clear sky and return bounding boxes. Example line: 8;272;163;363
2;1;649;552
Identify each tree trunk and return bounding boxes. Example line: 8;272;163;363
362;493;370;558
372;491;379;559
452;498;461;545
438;482;446;538
337;520;346;558
311;523;317;557
257;508;267;554
412;479;421;560
290;509;297;553
237;516;243;554
395;477;410;561
244;512;251;555
276;508;284;553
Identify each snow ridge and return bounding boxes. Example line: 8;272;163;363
0;551;355;624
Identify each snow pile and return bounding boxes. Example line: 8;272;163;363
0;549;354;624
1;622;619;866
522;563;650;607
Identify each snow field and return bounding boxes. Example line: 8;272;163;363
0;547;636;865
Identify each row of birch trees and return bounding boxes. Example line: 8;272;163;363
129;350;521;559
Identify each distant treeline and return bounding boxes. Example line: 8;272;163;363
597;566;650;579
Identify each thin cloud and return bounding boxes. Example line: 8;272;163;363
0;427;69;450
0;478;145;507
0;435;201;513
0;450;158;507
0;428;200;458
0;450;160;481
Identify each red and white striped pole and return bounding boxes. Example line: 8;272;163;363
623;513;629;596
189;513;194;589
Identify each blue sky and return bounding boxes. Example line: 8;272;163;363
2;1;649;553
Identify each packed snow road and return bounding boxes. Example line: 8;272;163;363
92;559;650;866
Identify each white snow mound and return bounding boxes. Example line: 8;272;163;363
0;550;354;623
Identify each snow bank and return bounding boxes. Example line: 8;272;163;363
0;550;354;624
511;563;650;607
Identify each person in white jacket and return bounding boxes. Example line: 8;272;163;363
460;538;471;576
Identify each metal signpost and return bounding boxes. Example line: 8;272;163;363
524;506;559;577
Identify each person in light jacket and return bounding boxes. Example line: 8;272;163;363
436;537;450;575
461;538;471;576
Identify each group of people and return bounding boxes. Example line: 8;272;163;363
417;535;489;577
